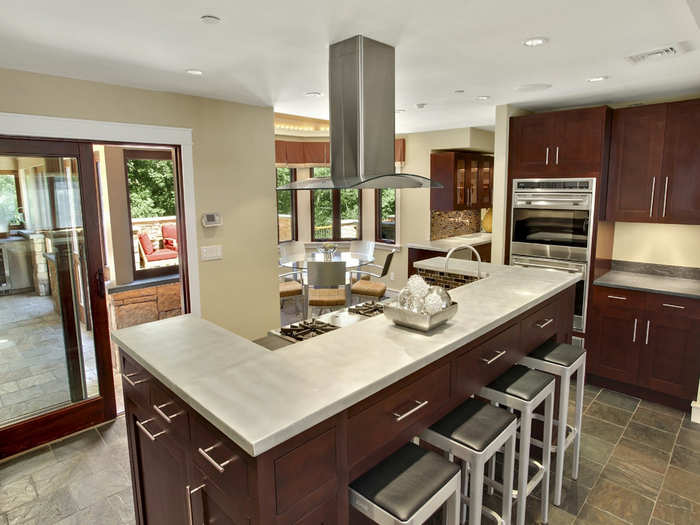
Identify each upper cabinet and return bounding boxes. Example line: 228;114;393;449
606;98;700;224
509;106;611;179
275;139;405;165
430;151;493;211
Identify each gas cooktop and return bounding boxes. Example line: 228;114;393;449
277;320;339;342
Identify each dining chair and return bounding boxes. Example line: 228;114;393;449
349;240;375;259
351;249;396;303
307;261;348;317
279;267;304;318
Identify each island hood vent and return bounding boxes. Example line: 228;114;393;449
277;35;441;190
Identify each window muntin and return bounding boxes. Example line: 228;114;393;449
310;167;361;241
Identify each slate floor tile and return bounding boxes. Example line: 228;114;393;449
681;414;700;432
662;466;700;504
595;389;640;412
598;456;664;500
0;447;57;486
586;401;633;427
579;433;615;465
0;477;36;514
50;429;106;463
586;478;654;525
638;399;685;418
5;486;78;525
0;513;7;525
106;488;135;524
653;489;700;525
67;464;130;511
677;427;700;450
563;452;604;489
611;437;670;474
580;415;624;444
623;421;677;452
54;496;124;525
670;444;700;476
633;406;683;433
574;503;628;525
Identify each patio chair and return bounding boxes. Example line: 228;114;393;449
162;223;177;250
137;232;177;268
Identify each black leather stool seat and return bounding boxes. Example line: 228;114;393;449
350;443;460;521
487;365;555;401
429;398;516;452
529;340;585;367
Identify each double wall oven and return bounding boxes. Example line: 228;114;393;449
510;178;595;334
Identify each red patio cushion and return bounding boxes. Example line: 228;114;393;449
138;232;155;255
146;249;178;262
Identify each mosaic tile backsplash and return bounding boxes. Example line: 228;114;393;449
417;268;479;290
430;210;481;240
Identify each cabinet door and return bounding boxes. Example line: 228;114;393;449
660;99;700;224
430;152;456;211
478;155;493;208
587;305;641;384
126;400;189;525
455;153;467;209
509;113;555;176
466;154;479;208
639;312;700;400
190;468;249;525
606;104;666;221
553;107;609;176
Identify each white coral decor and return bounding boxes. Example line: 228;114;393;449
423;292;443;315
406;274;430;298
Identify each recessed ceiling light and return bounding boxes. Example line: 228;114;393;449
415;103;428;109
522;36;549;47
454;89;465;94
304;90;323;97
516;83;552;92
186;69;203;76
200;15;221;24
586;76;609;83
474;95;491;101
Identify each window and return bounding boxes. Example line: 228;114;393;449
0;171;24;228
276;168;297;242
310;167;361;241
124;149;179;277
375;189;396;244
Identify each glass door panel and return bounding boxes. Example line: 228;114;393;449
455;158;466;206
468;158;479;207
0;153;99;428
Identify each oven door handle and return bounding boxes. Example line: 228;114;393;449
513;262;584;274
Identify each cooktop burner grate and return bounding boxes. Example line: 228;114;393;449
348;303;385;317
278;320;339;341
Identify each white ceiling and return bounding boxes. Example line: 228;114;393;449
1;0;699;133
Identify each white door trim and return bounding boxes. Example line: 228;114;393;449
0;111;200;316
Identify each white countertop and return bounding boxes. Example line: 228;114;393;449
111;263;577;457
406;233;492;253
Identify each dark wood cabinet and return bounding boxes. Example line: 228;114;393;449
659;99;700;224
587;285;700;403
605;98;700;225
509;106;611;179
606;104;667;222
430;151;493;211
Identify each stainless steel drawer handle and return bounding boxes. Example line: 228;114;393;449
136;418;166;441
555;146;559;165
122;372;148;387
535;318;554;329
186;483;206;525
645;320;651;345
632;318;638;343
481;350;507;365
153;402;184;424
662;303;685;310
649;176;656;217
392;400;429;422
198;444;238;473
662;176;669;217
607;295;627;301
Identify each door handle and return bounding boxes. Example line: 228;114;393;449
607;295;627;301
481;350;507;365
545;147;549;165
662;303;685;310
136;418;166;441
645;320;651;345
632;318;637;343
535;318;554;329
555;146;559;165
198;444;238;473
392;400;429;422
122;372;148;387
153;402;184;424
649;177;656;217
662;177;669;217
186;483;205;525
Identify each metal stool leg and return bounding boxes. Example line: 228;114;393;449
554;373;570;506
502;432;516;525
461;459;469;522
516;408;532;525
445;478;461;525
541;390;554;523
572;359;586;480
468;459;484;525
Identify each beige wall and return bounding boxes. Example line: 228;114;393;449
0;67;279;339
612;222;700;268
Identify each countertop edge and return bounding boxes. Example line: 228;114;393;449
593;272;700;300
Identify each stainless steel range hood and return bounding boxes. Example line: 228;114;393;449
278;35;441;190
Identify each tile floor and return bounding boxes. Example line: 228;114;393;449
0;294;99;427
1;385;698;524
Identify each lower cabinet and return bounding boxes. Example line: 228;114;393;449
588;285;700;401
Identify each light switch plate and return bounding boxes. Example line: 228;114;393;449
200;245;223;261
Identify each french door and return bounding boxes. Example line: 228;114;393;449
0;137;115;458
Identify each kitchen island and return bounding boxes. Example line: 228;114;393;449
112;264;577;525
407;233;492;275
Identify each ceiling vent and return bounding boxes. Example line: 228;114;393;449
625;44;689;64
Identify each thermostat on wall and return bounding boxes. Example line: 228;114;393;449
201;212;222;228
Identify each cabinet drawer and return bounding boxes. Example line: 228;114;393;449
191;463;250;525
120;352;152;409
645;293;700;319
453;324;521;400
190;415;249;504
150;382;190;444
592;286;646;310
521;300;560;352
347;364;450;467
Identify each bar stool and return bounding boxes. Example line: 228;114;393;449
418;398;517;525
479;365;555;525
350;443;461;525
519;340;586;507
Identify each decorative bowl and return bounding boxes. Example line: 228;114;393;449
383;302;458;332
